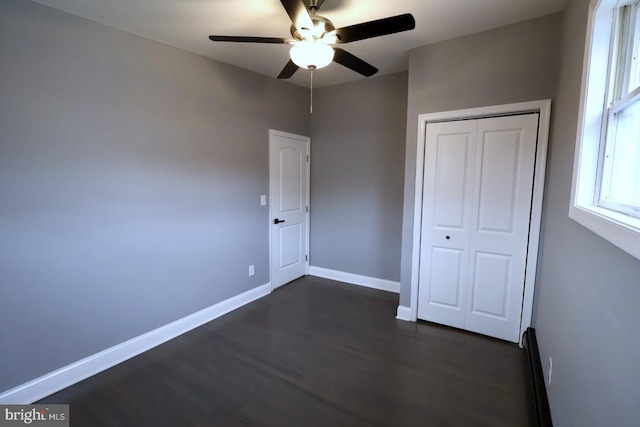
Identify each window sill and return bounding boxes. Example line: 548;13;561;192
569;203;640;260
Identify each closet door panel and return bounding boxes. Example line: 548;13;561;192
465;114;539;342
417;121;476;328
418;113;539;343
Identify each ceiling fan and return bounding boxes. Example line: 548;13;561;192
208;0;416;79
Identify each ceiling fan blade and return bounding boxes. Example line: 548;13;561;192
209;35;289;44
280;0;314;31
277;60;300;79
335;13;416;44
332;48;378;77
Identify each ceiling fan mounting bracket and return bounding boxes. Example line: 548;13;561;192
308;0;325;14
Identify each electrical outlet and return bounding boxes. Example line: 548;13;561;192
548;357;553;386
260;195;266;206
248;265;255;276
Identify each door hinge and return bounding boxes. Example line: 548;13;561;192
306;155;309;163
305;255;308;261
306;206;309;213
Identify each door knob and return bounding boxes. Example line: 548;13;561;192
274;218;285;224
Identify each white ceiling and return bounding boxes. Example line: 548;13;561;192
30;0;567;88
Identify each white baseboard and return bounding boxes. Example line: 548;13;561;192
396;305;413;321
0;283;271;404
309;266;400;293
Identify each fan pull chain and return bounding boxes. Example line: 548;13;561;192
310;68;314;114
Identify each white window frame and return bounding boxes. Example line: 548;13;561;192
570;0;640;261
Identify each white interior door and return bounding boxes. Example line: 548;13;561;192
417;120;477;329
465;115;538;341
418;114;539;343
269;130;309;289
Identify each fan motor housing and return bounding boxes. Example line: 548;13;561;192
291;15;336;41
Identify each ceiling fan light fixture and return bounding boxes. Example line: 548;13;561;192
290;41;334;70
209;1;415;80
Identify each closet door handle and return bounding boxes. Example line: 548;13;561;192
274;218;285;224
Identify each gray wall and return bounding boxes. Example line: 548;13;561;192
310;73;407;281
399;5;640;425
533;0;640;425
399;13;562;306
0;0;309;393
5;1;638;422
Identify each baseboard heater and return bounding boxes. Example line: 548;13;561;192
523;327;553;427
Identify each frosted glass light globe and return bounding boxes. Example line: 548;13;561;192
290;42;334;70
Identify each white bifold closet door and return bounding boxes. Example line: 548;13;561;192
417;114;539;343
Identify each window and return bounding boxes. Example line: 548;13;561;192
599;3;640;218
570;0;640;260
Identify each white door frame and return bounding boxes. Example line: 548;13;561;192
404;100;551;346
268;129;311;290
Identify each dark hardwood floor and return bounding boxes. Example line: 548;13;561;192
38;276;532;426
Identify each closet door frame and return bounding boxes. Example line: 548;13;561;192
402;100;552;347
